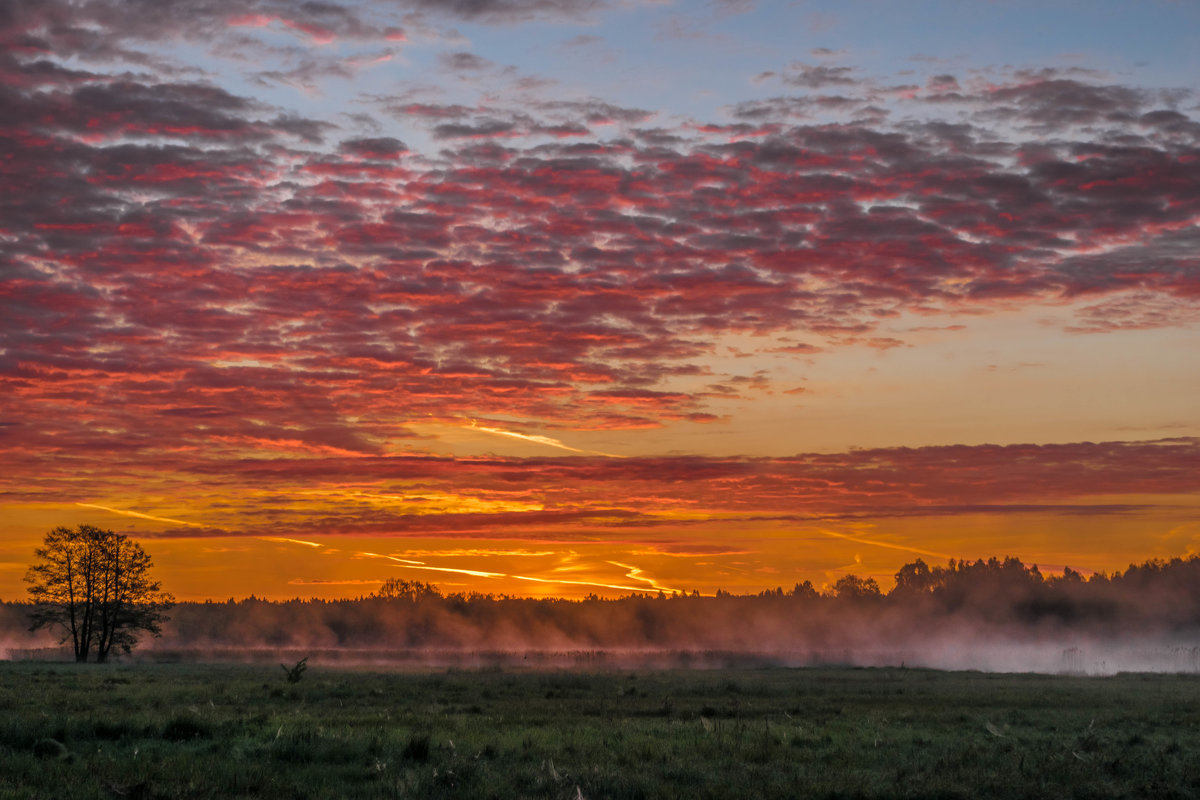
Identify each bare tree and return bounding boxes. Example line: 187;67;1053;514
25;525;173;663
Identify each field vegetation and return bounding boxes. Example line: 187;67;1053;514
2;662;1200;799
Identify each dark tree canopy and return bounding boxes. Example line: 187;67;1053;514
373;577;441;602
832;573;882;601
25;525;173;663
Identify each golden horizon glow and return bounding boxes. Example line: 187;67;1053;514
5;490;1199;602
3;2;1199;605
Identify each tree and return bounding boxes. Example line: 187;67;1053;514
790;581;819;600
831;574;882;601
25;525;173;663
891;558;937;597
373;577;440;602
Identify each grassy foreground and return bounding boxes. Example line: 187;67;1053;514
1;662;1199;799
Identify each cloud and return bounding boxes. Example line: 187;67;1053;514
403;0;612;23
339;136;409;160
51;438;1200;539
561;34;603;48
439;51;492;71
432;118;520;139
980;78;1149;131
2;3;1200;524
780;62;861;89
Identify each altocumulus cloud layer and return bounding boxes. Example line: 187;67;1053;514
2;0;1199;595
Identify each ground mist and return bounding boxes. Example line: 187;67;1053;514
6;556;1200;675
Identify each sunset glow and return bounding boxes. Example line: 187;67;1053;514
2;0;1198;601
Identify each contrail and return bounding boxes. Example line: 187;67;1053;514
354;547;669;593
607;560;678;593
810;527;951;560
75;502;201;527
509;573;655;593
468;420;622;458
260;536;325;548
375;552;505;579
395;548;556;558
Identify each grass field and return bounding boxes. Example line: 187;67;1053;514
1;661;1199;799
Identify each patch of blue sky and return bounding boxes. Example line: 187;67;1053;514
81;0;1198;160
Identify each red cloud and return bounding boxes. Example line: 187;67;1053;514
3;9;1200;499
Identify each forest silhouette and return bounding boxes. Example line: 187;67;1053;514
4;555;1200;673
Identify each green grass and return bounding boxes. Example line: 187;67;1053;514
1;662;1199;799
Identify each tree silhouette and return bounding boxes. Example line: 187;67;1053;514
373;577;441;602
891;558;935;597
25;525;173;663
832;574;882;601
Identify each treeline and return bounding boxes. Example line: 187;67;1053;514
6;555;1200;656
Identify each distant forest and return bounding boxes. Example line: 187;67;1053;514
5;556;1200;667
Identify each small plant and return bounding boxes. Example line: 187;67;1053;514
281;657;308;684
402;733;431;762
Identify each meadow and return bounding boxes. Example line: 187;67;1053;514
1;661;1199;799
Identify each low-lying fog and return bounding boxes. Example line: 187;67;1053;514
6;557;1200;675
6;624;1200;676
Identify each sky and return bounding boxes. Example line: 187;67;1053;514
2;0;1199;601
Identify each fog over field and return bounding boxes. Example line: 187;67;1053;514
6;556;1200;675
